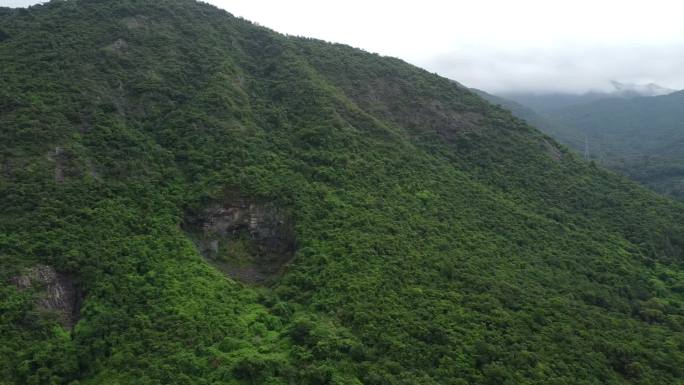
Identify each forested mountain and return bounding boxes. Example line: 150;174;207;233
1;1;684;384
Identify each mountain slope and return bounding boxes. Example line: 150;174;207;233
1;1;684;385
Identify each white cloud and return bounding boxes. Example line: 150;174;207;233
1;0;44;7
423;44;684;93
209;0;684;93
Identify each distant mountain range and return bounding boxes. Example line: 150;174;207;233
478;85;684;199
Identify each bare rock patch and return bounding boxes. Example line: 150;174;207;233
103;38;129;54
10;265;83;328
47;146;66;183
184;193;296;284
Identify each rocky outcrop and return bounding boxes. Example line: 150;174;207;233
10;265;82;328
185;195;296;284
104;38;129;54
542;139;563;161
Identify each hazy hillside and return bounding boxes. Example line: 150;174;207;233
471;89;585;149
471;89;541;126
500;92;614;112
545;92;684;199
489;89;684;200
1;1;684;384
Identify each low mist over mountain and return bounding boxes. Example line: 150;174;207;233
2;1;684;384
610;81;675;97
500;81;678;112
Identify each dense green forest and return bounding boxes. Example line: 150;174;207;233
1;1;684;384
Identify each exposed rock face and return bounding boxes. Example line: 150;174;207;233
112;38;128;51
336;76;484;139
10;265;82;328
47;146;66;183
185;195;295;284
542;139;563;161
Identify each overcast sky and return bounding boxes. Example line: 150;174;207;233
6;0;684;94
